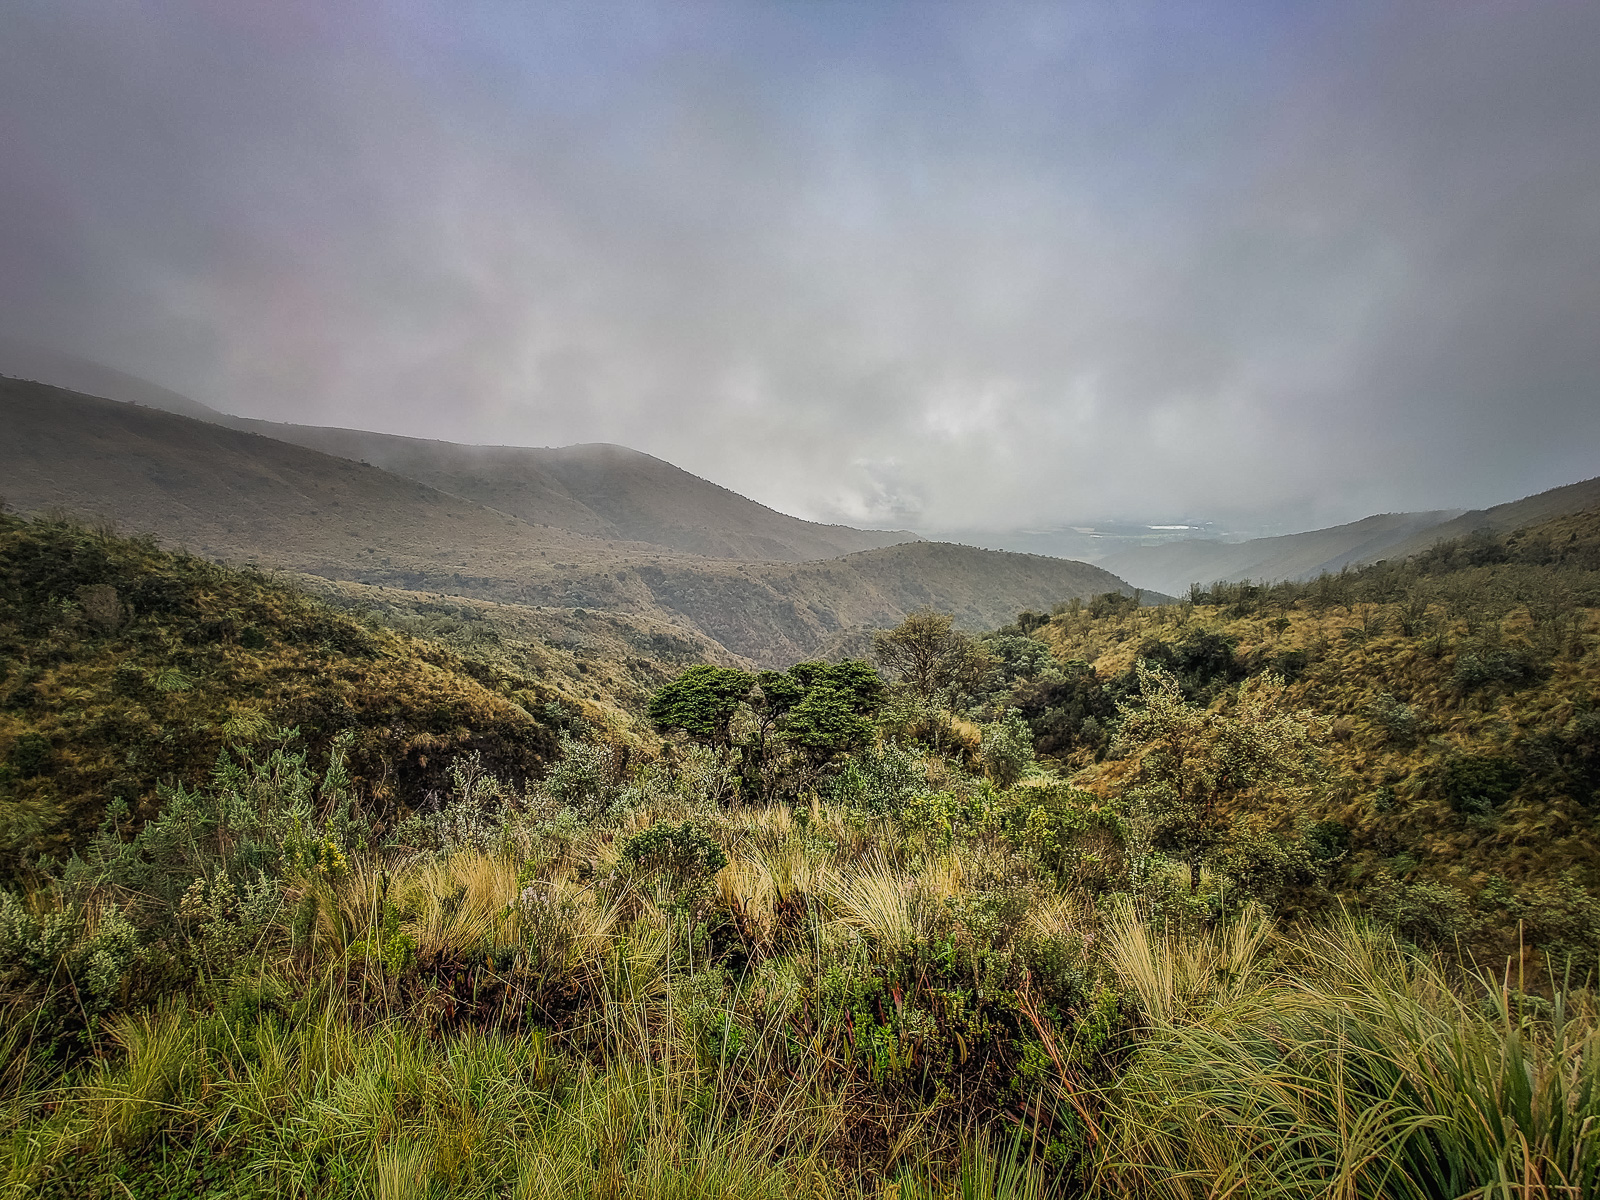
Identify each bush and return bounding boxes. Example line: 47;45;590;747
1211;827;1318;912
826;741;925;816
1440;755;1522;815
1368;692;1422;746
1451;646;1550;696
1359;871;1475;945
6;732;52;777
980;711;1035;787
618;821;727;888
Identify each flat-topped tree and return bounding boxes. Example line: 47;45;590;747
778;661;886;783
649;659;885;803
646;665;754;751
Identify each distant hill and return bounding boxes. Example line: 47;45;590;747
1103;476;1600;597
0;345;915;563
0;338;225;422
1374;476;1600;563
0;378;1144;664
216;419;916;562
487;539;1142;663
1099;509;1463;596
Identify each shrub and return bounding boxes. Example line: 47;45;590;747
1368;692;1422;746
980;711;1035;787
618;821;727;888
1451;646;1550;695
1440;754;1522;815
1359;871;1475;945
826;741;925;816
6;732;52;778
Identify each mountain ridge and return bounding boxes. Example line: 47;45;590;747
213;416;918;562
0;344;916;564
1098;508;1464;597
0;377;1144;664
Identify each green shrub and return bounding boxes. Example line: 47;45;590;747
980;711;1035;788
1440;754;1522;815
618;821;727;887
6;732;52;778
1367;692;1422;746
1359;871;1475;946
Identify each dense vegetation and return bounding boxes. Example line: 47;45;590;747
1010;504;1600;968
1;508;1598;1197
0;513;567;873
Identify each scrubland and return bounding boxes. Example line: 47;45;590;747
3;507;1599;1197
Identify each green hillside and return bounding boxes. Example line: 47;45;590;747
0;500;1597;1198
7;375;1600;1198
1378;475;1600;561
1024;504;1600;964
0;512;588;873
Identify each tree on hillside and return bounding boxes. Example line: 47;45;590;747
872;610;989;704
776;661;885;793
650;660;884;802
647;665;753;751
1114;663;1327;892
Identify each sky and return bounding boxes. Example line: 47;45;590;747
2;0;1598;534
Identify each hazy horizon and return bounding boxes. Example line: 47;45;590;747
3;1;1598;535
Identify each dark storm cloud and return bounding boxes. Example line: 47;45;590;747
1;0;1596;531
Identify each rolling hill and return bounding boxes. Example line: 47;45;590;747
216;419;917;562
0;377;1143;664
0;338;226;422
1373;475;1600;562
0;344;914;563
1099;475;1600;597
1098;509;1463;597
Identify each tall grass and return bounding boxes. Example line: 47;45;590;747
1085;907;1600;1199
0;983;848;1200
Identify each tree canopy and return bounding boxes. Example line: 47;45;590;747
1114;663;1327;892
871;610;989;703
646;665;753;748
649;659;885;801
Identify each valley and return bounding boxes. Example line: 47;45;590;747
0;375;1144;664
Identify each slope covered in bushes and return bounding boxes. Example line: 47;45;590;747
1;508;1598;1198
0;513;573;875
1002;505;1600;965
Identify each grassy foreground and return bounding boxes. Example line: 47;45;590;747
2;734;1595;1199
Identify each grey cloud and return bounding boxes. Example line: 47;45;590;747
1;0;1596;534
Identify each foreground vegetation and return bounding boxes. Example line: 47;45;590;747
4;735;1596;1198
2;506;1599;1195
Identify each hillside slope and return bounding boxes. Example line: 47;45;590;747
1099;508;1462;596
496;539;1142;664
220;419;916;562
0;376;635;570
1;380;1144;663
0;339;225;422
1376;475;1600;562
0;347;915;563
0;513;574;871
1020;503;1600;963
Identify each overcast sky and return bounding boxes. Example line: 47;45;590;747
2;1;1597;532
